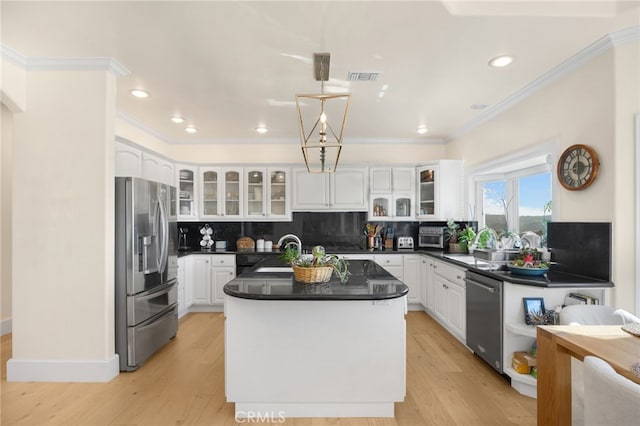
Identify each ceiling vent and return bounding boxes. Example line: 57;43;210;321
347;72;381;81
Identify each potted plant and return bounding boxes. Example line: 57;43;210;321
281;245;351;284
458;226;476;253
446;219;464;253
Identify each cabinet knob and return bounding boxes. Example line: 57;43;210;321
457;275;462;280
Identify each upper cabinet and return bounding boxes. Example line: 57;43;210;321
244;168;291;220
368;167;415;221
176;165;198;220
198;167;243;220
416;160;463;220
115;140;174;186
292;168;368;211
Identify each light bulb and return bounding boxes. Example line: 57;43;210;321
320;112;327;123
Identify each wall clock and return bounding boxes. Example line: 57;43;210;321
557;144;600;190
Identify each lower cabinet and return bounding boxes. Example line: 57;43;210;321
189;254;236;307
177;256;192;318
402;254;421;306
429;258;466;344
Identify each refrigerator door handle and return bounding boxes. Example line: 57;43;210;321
158;196;169;273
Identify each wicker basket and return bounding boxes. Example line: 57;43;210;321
292;265;333;284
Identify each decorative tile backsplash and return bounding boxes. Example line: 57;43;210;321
547;222;611;280
177;213;463;251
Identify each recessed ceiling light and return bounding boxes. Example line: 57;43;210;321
130;89;150;98
185;126;198;134
488;55;514;68
171;116;185;124
416;126;429;134
470;104;488;110
255;126;268;134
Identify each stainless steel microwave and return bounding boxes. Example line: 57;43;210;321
418;226;445;248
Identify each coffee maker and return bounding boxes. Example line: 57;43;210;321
178;227;190;251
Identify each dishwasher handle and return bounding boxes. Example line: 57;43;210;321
464;278;497;294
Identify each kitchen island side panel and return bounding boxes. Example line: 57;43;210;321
224;296;406;414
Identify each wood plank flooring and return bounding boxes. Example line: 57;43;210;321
1;311;536;425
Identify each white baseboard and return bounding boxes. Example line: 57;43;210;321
7;354;120;382
1;318;12;336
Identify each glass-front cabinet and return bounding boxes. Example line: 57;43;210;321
368;167;414;221
417;166;437;217
198;167;243;219
416;161;464;220
245;169;266;218
177;166;198;220
268;169;289;218
244;168;290;220
201;169;220;216
223;170;242;218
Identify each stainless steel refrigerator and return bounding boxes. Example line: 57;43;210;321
115;177;178;371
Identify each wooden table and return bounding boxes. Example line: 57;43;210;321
537;325;640;426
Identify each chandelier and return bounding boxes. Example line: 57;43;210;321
295;53;351;173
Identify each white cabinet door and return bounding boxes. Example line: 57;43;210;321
447;280;466;340
142;152;174;186
177;165;199;220
392;168;414;193
184;256;194;308
331;168;368;210
292;168;330;210
212;267;236;304
192;256;212;305
433;273;449;325
177;257;186;317
373;255;403;280
245;168;267;219
115;141;142;177
426;259;435;312
267;168;291;220
403;255;421;305
370;168;392;193
420;257;429;308
416;161;463;220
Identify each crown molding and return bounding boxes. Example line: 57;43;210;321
116;111;173;144
449;25;640;142
1;44;129;77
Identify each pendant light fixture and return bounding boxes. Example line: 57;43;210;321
295;53;351;173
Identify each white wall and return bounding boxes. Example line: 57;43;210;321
1;105;13;333
8;68;118;381
446;43;639;313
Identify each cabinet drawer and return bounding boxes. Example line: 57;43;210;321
373;255;403;267
210;255;236;267
433;260;466;285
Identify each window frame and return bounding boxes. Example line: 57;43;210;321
466;139;558;233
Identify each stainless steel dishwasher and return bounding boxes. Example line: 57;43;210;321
465;270;503;373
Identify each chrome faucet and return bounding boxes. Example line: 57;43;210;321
277;234;302;257
470;227;499;250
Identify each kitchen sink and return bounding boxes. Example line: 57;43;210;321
442;254;495;270
254;266;293;273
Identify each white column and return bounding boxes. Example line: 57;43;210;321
7;59;125;381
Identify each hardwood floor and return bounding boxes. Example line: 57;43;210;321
1;311;536;425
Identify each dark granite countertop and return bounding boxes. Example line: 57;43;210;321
223;259;409;301
420;251;614;288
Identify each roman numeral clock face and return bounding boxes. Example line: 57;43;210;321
557;144;600;190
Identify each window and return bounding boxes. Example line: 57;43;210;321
468;143;555;245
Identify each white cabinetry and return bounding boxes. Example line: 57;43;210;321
177;256;193;318
190;255;236;306
402;254;421;305
429;258;466;343
292;168;368;211
115;140;174;186
502;282;608;399
372;254;403;280
244;168;291;220
115;140;143;177
176;165;198;220
369;168;415;221
198;168;243;220
416;160;463;220
142;152;174;186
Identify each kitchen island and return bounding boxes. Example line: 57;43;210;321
223;259;408;419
